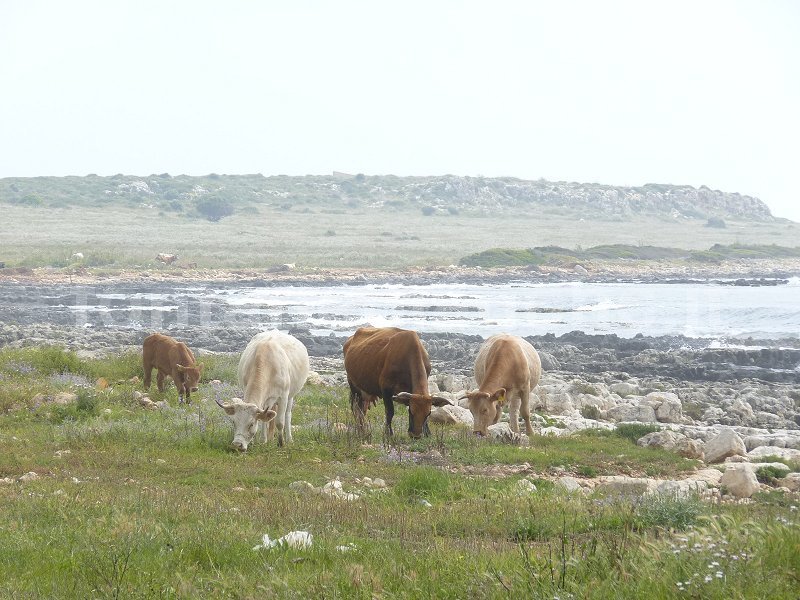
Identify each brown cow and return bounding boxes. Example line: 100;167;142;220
343;326;452;438
459;334;542;436
142;333;204;404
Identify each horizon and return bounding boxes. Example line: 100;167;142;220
2;1;798;220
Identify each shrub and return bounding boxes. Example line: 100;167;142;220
195;197;234;222
756;465;791;486
614;423;660;443
325;229;336;236
634;495;703;530
580;405;601;420
705;216;727;228
421;206;436;216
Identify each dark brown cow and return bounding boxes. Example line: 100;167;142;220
142;333;204;404
343;326;452;438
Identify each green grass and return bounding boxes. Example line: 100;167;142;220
1;347;798;598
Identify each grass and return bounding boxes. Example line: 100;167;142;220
0;347;799;598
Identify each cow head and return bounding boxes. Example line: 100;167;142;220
392;392;452;438
460;388;506;436
215;397;276;451
175;363;204;398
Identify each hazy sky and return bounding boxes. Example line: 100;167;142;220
2;1;799;220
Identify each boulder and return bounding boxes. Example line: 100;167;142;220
605;403;658;423
779;473;800;492
637;430;704;460
556;476;583;494
746;446;800;462
515;479;538;495
690;468;724;486
704;428;747;464
486;422;522;444
649;392;683;424
610;382;638;397
594;476;658;497
653;479;708;499
720;465;759;498
429;405;473;427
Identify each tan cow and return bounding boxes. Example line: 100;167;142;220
460;334;542;436
343;326;452;438
142;333;204;404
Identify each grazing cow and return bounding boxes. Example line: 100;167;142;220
459;334;542;436
215;330;309;451
142;333;204;404
343;326;452;438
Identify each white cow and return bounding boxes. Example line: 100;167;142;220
215;330;309;451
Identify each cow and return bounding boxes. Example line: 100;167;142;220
215;330;309;451
459;334;542;437
142;333;204;404
343;326;452;438
156;253;178;265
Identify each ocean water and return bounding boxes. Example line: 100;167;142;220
209;278;800;340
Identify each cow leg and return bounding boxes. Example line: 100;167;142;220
508;394;522;434
156;371;166;392
275;402;287;447
349;383;367;433
520;387;534;436
143;363;152;390
382;393;395;436
284;398;294;444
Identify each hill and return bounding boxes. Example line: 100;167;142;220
0;173;776;221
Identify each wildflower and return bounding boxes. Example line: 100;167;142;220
715;571;723;579
704;575;713;583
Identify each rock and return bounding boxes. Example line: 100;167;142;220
610;382;638;397
439;373;473;393
779;473;800;492
720;465;760;498
653;479;708;499
605;403;658;423
538;351;560;371
418;499;432;508
371;478;387;489
535;389;574;415
556;476;582;494
321;479;360;501
0;477;14;485
573;265;589;276
486;422;522;444
429;405;473;427
53;392;78;405
730;398;755;421
704;428;747;464
254;530;312;551
305;371;325;386
18;471;40;482
515;479;538;495
594;476;658;497
649;392;683;423
636;430;704;460
746;446;800;462
690;468;724;486
289;481;316;495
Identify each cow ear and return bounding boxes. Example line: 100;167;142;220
491;388;507;405
257;408;277;422
175;364;186;373
392;392;412;406
431;396;453;407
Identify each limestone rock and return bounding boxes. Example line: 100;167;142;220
705;428;747;464
595;476;658;497
429;405;473;427
605;403;657;423
649;392;683;423
778;473;800;492
746;446;800;462
720;465;759;498
556;476;583;494
610;382;638;397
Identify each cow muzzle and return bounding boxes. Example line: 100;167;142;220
231;439;248;452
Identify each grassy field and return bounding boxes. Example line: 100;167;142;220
1;347;798;598
1;203;798;270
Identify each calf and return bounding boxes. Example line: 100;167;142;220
142;333;204;404
215;330;309;451
460;334;542;436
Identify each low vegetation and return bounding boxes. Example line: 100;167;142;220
1;347;798;598
460;243;800;268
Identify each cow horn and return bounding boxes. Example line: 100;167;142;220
214;397;229;410
393;392;413;399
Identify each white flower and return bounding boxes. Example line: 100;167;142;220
704;575;712;583
715;571;723;579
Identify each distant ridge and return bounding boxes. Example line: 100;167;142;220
0;173;774;220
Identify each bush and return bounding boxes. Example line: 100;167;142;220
421;206;436;216
195;197;234;222
705;217;727;228
634;495;703;530
756;465;791;486
580;405;601;420
614;423;660;443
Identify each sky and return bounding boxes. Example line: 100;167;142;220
1;1;799;220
